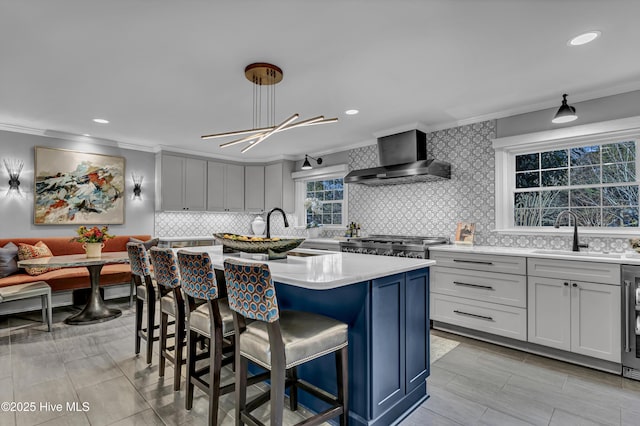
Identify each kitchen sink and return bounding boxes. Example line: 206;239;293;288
531;249;624;259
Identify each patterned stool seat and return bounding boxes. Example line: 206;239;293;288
150;247;186;392
241;310;347;370
177;249;238;425
224;258;349;426
127;242;159;365
188;299;235;338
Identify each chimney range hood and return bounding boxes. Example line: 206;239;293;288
344;129;451;185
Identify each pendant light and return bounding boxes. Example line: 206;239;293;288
301;155;323;170
201;63;338;153
552;94;578;124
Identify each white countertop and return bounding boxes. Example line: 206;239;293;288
175;246;434;289
429;244;640;264
158;236;216;241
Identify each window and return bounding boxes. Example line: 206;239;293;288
492;116;640;234
292;164;348;228
514;141;638;227
305;178;344;226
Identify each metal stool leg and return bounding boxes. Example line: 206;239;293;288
337;346;349;426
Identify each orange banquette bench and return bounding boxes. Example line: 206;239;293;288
0;235;151;292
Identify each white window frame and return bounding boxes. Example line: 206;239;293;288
493;116;640;237
291;164;349;230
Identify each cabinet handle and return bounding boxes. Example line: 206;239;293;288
453;310;494;321
453;281;494;291
563;282;569;286
453;259;493;265
572;283;578;288
625;280;631;353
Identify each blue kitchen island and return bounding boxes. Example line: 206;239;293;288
192;246;434;425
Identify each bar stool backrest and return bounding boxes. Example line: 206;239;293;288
127;242;151;277
223;258;279;323
177;251;218;300
149;248;180;289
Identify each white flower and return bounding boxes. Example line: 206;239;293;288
304;197;323;215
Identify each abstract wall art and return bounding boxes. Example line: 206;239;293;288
34;147;125;224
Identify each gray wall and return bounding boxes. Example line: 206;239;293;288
0;131;156;238
497;90;640;137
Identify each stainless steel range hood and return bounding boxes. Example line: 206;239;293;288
344;130;451;185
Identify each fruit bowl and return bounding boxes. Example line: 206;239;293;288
214;233;305;259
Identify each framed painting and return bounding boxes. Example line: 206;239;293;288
34;147;125;225
454;222;476;245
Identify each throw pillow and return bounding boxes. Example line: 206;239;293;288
17;241;60;276
129;237;159;250
0;242;19;278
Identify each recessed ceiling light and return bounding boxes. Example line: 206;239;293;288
568;31;601;46
92;118;109;124
345;109;359;115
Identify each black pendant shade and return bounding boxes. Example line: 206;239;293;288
552;94;578;124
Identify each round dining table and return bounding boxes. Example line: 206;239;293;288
18;251;130;325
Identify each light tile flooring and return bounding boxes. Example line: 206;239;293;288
2;299;640;426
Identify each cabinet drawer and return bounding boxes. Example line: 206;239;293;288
430;251;526;275
431;267;526;308
527;258;620;285
431;294;527;341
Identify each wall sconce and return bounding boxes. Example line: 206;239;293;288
552;94;578;124
131;173;143;200
301;154;323;170
4;159;24;193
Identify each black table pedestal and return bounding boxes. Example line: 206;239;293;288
65;264;122;325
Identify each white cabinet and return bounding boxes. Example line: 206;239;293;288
160;155;207;211
430;251;528;341
245;165;265;212
527;259;621;363
527;277;571;351
264;161;295;213
207;162;244;212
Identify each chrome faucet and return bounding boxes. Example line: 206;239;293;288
553;210;588;252
266;208;289;239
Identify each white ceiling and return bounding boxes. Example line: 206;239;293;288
1;0;639;161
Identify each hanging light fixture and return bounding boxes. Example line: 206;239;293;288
552;94;578;124
301;155;323;170
201;63;338;153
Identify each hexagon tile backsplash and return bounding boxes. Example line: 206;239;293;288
155;119;631;252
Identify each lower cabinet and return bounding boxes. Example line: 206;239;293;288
371;269;429;418
528;276;621;363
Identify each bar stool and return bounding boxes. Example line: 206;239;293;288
126;242;160;364
223;258;349;426
177;250;237;425
149;247;185;391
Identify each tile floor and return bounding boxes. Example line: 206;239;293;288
2;299;640;426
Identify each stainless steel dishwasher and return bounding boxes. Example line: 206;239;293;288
622;265;640;380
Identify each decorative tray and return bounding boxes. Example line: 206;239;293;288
213;233;305;259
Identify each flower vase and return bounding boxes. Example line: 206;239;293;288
307;227;321;238
83;242;105;258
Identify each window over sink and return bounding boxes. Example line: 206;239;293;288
493;116;640;235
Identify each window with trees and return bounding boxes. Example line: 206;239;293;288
513;140;638;227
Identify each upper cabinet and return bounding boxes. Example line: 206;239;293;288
244;165;265;213
264;161;295;213
159;154;207;211
207;162;245;212
157;153;295;213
